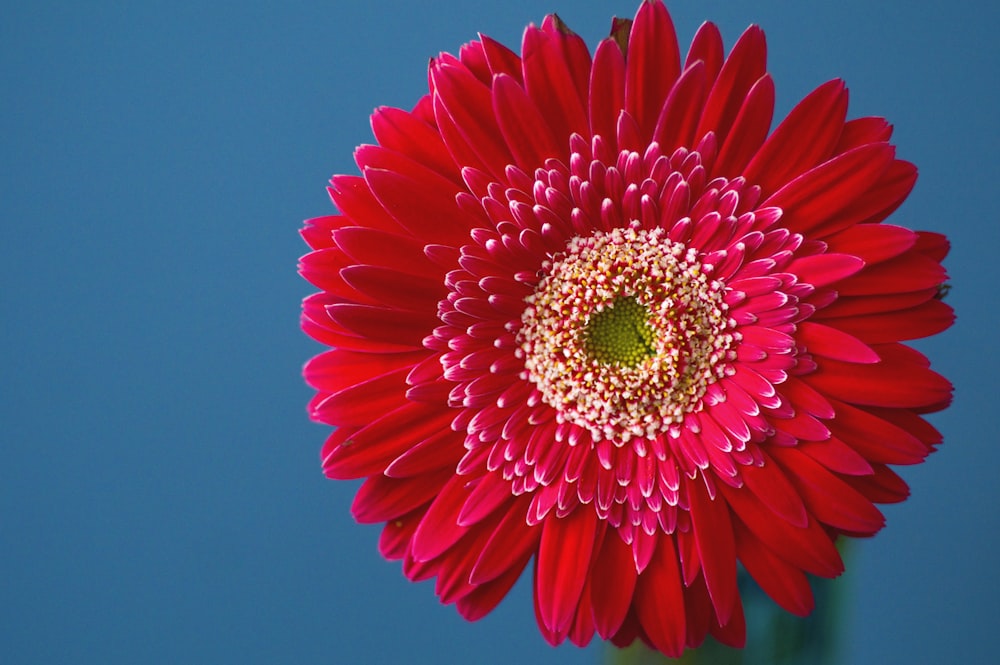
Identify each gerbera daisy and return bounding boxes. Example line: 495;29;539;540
299;1;953;656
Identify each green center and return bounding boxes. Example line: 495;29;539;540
583;296;656;367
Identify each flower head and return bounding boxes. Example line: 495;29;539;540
300;1;953;656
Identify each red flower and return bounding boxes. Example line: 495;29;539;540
300;1;953;656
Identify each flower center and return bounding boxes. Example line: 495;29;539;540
517;224;734;443
583;296;656;367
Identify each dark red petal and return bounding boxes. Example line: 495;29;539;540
633;535;686;657
741;453;808;527
823;223;917;265
763;143;895;236
410;473;475;562
378;510;419;560
822;299;954;344
770;448;885;534
652;61;708;154
719;482;844;577
326;302;436;347
300;215;342;250
589;38;627;147
714;74;774;177
521;25;589;144
332;226;438;277
384;428;462;478
457;471;516;526
835;116;893;151
492;73;563;170
470;500;540;585
688;477;738;625
813;288;937;318
431;63;515;180
456;553;529;621
590;530;637;639
817;159;918;234
685;21;724;81
708;591;746;648
568;575;596;647
743;80;848;193
915;231;950;262
480;34;524;83
836;251;947;296
536;508;599;633
340;265;446;312
798;436;873;476
808;344;952;409
826;398;933;465
364;167;470;245
322;400;454;479
351;468;453;523
310;366;410;428
797;321;880;363
304;348;427;394
785;253;864;288
625;0;681;141
327;174;404;234
696;25;767;148
370;105;459;183
843;463;911;504
735;521;814;616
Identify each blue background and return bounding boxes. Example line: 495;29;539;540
3;1;997;663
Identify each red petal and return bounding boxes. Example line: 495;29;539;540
326;302;437;347
719;482;844;577
310;366;410;428
456;553;529;621
536;508;599;633
798;436;873;476
685;21;724;81
826;398;932;465
351;468;452;523
340;265;445;312
688;477;737;626
521;25;589;145
835;116;893;151
480;35;523;82
836;251;947;296
763;143;895;236
696;25;767;148
633;535;686;657
741;453;808;527
797;321;880;363
808;344;952;409
625;0;681;141
786;253;864;288
714;74;774;177
410;472;474;562
364;166;470;245
590;531;637;639
822;298;954;344
823;223;916;265
370;105;459;183
735;521;814;616
589;38;626;146
321;400;455;479
430;63;514;180
469;500;539;584
332;226;438;277
770;448;885;534
743;80;847;193
492;73;563;170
